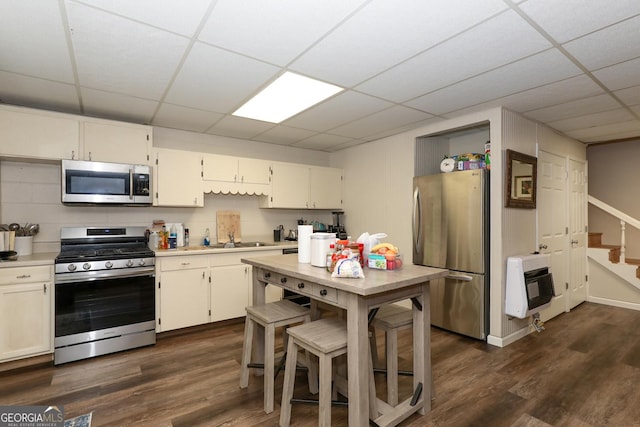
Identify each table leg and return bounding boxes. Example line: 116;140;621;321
413;284;431;414
347;294;370;427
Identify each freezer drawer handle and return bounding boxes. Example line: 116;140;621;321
446;273;473;282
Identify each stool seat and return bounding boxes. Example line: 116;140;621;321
287;317;347;354
372;304;413;330
240;300;312;414
246;299;310;324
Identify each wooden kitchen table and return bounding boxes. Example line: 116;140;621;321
241;254;448;427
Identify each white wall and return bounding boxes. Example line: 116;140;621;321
0;125;335;254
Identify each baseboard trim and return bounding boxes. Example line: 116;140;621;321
587;296;640;311
487;325;534;348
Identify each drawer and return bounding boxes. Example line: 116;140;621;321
312;283;338;304
260;270;295;291
159;255;209;271
0;265;52;285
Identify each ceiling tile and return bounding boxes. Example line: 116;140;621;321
407;49;583;115
0;1;74;82
563;15;640;71
519;0;640;43
290;0;508;87
357;9;551;102
81;88;157;123
546;108;635;132
199;0;367;66
593;57;640;91
283;91;393;132
67;1;190;100
524;93;619;123
153;103;223;133
0;71;81;114
565;120;640;140
292;133;357;151
253;126;318;144
207;115;274;139
330;106;433;139
73;0;213;37
165;42;280;112
614;85;640;106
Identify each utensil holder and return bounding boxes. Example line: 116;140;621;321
15;236;33;256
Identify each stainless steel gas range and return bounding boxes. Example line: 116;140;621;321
54;226;156;365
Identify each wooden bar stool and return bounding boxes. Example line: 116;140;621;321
280;317;377;427
239;299;313;414
370;304;413;406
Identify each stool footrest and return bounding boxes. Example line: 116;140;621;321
373;367;413;377
290;398;349;407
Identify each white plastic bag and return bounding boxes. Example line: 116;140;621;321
331;258;365;279
356;232;387;264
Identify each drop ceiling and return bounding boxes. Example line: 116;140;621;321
1;0;639;152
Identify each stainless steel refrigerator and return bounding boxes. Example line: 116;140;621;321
412;169;489;340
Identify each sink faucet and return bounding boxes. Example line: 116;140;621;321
224;232;236;248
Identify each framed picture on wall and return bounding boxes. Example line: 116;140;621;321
515;175;533;199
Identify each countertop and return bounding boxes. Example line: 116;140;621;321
242;253;448;296
154;241;297;257
0;252;58;268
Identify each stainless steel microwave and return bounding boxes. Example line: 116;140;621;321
61;159;152;205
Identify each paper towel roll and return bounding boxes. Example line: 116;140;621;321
297;225;313;263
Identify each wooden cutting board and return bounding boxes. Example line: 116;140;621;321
216;210;242;243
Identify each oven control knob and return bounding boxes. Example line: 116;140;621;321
138;259;146;266
83;263;91;271
106;261;114;269
126;260;134;267
68;264;77;272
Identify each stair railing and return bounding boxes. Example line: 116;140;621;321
589;196;640;263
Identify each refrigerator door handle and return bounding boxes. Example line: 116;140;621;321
446;273;473;282
413;186;422;254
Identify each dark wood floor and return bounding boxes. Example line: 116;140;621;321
2;302;640;426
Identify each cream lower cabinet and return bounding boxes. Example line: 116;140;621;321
0;265;53;362
157;249;285;331
156;255;209;332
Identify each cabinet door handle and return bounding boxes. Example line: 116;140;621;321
297;282;305;289
16;274;31;279
319;289;327;297
280;277;287;283
43;283;47;294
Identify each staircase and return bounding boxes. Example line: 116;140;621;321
588;232;640;286
587;195;640;292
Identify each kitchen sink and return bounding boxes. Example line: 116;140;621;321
176;242;277;251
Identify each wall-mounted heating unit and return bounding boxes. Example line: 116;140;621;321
505;253;555;319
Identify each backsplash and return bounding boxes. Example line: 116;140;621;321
0;160;331;254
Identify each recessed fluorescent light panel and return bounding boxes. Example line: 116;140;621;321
233;72;343;123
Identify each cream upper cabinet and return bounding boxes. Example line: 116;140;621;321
261;162;342;209
0;105;80;160
82;121;152;165
202;154;271;195
153;148;203;207
262;162;310;208
309;166;343;209
0;265;53;362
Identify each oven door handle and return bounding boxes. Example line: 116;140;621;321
55;267;155;284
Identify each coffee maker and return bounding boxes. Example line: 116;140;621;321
328;211;348;240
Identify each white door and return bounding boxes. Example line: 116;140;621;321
569;159;588;308
537;150;568;321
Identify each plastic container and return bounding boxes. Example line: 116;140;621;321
310;232;336;267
